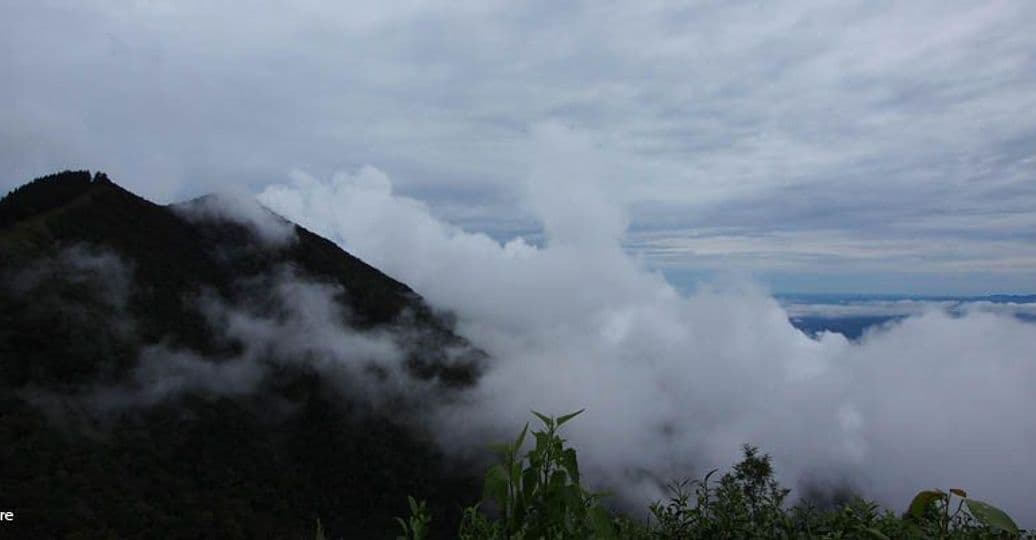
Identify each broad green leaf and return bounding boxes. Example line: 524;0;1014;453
588;506;617;539
534;432;551;453
562;448;580;485
522;467;539;499
484;465;509;508
531;410;553;428
862;527;891;540
966;499;1019;535
315;518;328;540
907;490;947;519
513;423;529;453
556;408;585;427
562;484;584;518
550;469;567;491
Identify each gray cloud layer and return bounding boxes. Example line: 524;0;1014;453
4;1;1036;292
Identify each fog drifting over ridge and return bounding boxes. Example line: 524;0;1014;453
258;124;1036;523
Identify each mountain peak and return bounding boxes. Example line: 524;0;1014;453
0;170;484;381
1;170;487;536
0;170;104;227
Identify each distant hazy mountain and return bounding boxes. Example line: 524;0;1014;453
0;171;485;538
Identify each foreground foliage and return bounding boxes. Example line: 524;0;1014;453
394;411;1032;539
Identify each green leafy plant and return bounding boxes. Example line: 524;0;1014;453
397;409;1034;540
395;496;432;540
906;488;1021;539
647;446;795;539
458;409;616;540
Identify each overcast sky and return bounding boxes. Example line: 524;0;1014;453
4;1;1035;294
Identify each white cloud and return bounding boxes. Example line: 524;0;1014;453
258;125;1036;523
172;190;297;246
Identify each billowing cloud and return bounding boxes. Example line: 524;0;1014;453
259;125;1036;523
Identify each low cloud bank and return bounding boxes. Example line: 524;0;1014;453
783;298;1036;320
259;124;1036;522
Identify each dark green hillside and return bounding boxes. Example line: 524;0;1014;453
0;171;484;538
0;170;95;228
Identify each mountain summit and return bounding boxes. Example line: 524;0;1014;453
0;171;485;538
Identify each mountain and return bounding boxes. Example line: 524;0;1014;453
0;171;486;538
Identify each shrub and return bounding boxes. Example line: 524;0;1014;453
395;410;1032;539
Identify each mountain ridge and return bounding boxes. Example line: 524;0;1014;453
0;170;485;538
